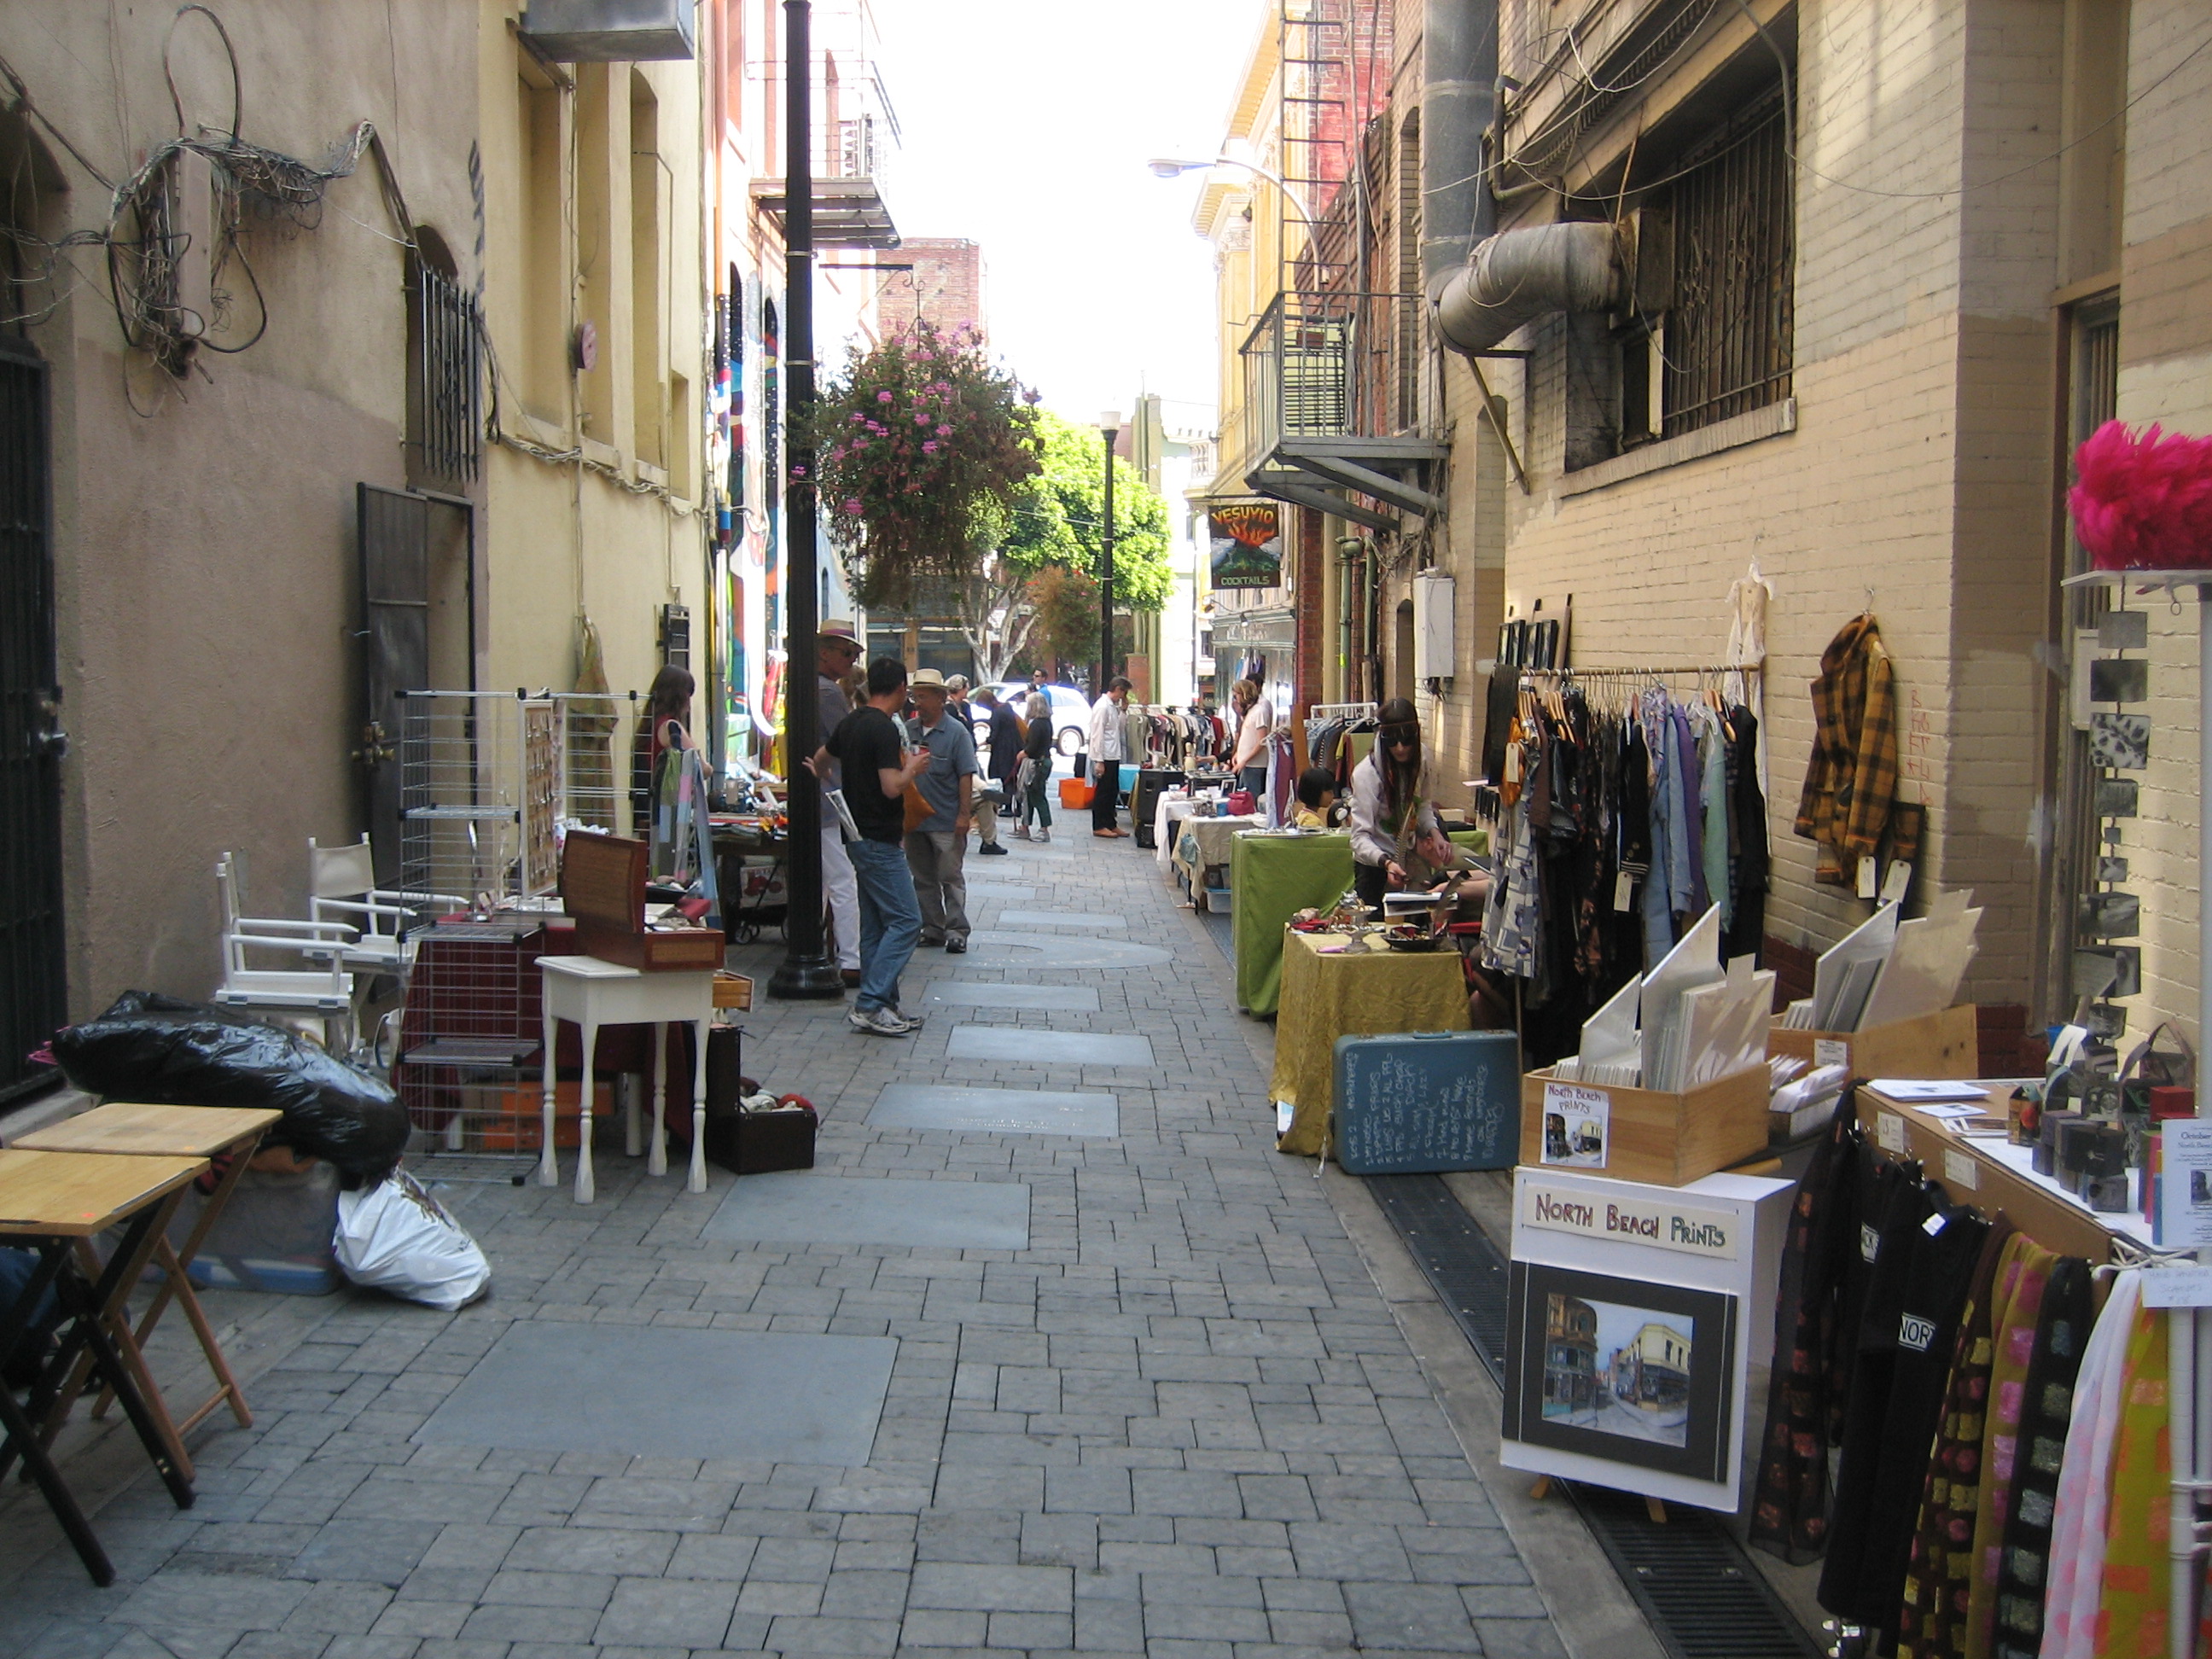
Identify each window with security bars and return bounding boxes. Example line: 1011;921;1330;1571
409;260;480;487
1650;88;1794;439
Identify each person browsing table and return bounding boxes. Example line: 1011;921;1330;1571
1015;691;1055;841
904;669;980;951
1348;696;1454;917
813;622;865;986
816;658;932;1035
1086;676;1133;838
1229;678;1274;801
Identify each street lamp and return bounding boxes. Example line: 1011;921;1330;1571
1097;411;1121;702
1144;153;1318;225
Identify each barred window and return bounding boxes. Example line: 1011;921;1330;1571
1649;87;1794;439
408;258;480;488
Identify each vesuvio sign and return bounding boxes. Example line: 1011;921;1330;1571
1519;1182;1739;1260
1208;503;1282;591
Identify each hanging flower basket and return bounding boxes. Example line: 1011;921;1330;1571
2069;419;2212;570
811;320;1043;609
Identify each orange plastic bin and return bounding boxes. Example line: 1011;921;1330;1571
1059;777;1094;809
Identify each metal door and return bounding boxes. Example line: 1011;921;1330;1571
358;483;430;884
0;338;66;1103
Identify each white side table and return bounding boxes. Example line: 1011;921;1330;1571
537;954;715;1202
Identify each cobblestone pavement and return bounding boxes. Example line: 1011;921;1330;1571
0;819;1563;1659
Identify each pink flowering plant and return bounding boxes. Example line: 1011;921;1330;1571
811;320;1044;608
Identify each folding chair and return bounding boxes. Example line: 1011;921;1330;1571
211;854;356;1051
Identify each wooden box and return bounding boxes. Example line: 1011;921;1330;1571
1517;1064;1772;1188
560;830;724;970
1767;1003;1977;1080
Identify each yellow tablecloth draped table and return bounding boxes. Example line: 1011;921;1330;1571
1271;928;1470;1157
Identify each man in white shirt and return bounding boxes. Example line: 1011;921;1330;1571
1086;676;1132;838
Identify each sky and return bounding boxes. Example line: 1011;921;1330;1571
870;0;1260;434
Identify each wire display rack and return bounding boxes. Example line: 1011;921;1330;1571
398;690;637;904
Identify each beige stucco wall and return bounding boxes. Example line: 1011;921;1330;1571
12;0;477;1013
2108;0;2212;1043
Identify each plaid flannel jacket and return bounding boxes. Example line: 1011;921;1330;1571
1793;614;1898;862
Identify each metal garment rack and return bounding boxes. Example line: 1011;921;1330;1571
1307;701;1377;723
2063;568;2211;1659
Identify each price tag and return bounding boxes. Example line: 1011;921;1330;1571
1813;1039;1849;1070
1877;1112;1906;1155
1857;857;1878;899
1613;870;1633;913
2141;1266;2212;1308
1276;1100;1294;1138
1881;859;1912;903
1941;1149;1979;1190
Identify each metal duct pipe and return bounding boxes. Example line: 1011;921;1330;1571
1434;219;1624;356
1420;0;1497;293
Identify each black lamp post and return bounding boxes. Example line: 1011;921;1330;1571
1096;411;1121;697
768;0;841;1000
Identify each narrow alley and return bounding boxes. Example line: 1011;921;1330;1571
0;829;1621;1659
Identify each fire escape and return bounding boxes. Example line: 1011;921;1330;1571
750;23;901;250
1242;0;1443;533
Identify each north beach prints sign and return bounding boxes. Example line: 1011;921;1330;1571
1519;1181;1741;1260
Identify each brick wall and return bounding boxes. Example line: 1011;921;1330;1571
2106;0;2212;1045
888;238;987;333
1448;0;2078;1005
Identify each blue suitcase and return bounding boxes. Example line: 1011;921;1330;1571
1331;1030;1521;1173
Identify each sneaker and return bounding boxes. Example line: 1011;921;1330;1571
1011;825;1031;841
891;1005;925;1028
849;1005;912;1038
945;937;969;953
978;842;1009;856
1034;830;1051;843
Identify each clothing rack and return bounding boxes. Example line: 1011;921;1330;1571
1514;663;1762;679
1307;701;1377;722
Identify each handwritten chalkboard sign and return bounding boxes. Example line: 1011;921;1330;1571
1333;1031;1521;1173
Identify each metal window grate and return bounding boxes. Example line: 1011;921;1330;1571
1660;91;1794;439
414;263;480;486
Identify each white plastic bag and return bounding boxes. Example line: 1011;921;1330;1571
334;1169;490;1310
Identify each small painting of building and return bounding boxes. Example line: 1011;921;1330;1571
1542;1294;1601;1416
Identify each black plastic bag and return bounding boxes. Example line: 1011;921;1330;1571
51;992;408;1179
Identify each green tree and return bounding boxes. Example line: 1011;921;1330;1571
955;411;1172;682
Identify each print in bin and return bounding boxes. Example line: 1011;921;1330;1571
1540;1081;1610;1168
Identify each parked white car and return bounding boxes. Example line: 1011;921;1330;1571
986;683;1093;756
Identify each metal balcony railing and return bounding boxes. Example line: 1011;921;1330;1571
1237;290;1423;458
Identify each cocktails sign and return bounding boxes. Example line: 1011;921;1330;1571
1208;503;1282;590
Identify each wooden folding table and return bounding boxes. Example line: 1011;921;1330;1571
15;1103;284;1464
0;1148;206;1586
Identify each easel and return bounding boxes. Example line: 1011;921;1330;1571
1527;1475;1668;1523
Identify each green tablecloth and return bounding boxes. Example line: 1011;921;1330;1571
1231;828;1489;1016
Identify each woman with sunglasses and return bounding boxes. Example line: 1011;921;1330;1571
1348;696;1455;916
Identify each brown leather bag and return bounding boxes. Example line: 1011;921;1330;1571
903;781;933;835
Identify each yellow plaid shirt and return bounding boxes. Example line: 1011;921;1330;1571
1793;614;1899;863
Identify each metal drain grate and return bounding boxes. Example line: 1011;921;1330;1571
1363;1173;1821;1659
1363;1172;1511;1383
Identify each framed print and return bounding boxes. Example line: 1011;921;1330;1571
2098;856;2129;883
2075;945;2142;1000
2096;778;2139;818
2098;609;2149;651
2091;712;2151;770
2088;658;2148;704
1504;1261;1737;1483
2079;890;2141;938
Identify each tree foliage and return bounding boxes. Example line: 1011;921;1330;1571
813;321;1043;609
992;412;1173;611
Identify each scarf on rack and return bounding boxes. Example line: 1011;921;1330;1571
1896;1219;2017;1659
1990;1255;2093;1658
2089;1289;2209;1658
1750;1097;1869;1563
1963;1235;2060;1659
2041;1270;2141;1659
1795;613;1900;871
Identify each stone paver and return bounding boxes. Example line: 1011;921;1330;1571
0;818;1555;1658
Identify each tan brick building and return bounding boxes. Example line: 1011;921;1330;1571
1197;0;2212;1048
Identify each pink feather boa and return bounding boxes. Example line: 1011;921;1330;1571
2069;419;2212;569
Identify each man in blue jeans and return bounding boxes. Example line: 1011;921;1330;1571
818;657;932;1035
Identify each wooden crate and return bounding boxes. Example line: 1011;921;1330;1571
1517;1064;1772;1187
1767;1003;1977;1080
562;830;724;969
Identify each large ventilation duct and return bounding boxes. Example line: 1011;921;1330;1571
1420;0;1497;292
1433;219;1625;356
